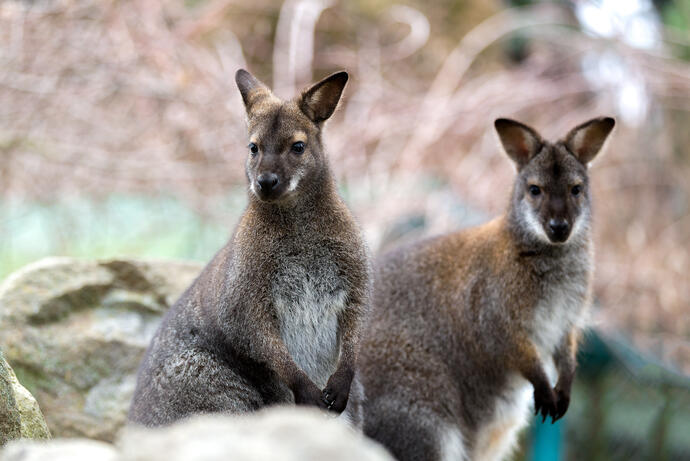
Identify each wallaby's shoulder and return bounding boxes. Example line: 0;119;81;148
377;216;511;283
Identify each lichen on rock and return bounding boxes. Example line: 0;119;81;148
0;257;202;442
0;350;50;446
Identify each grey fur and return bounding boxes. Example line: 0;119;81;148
128;70;370;426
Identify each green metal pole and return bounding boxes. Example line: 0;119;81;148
531;417;563;461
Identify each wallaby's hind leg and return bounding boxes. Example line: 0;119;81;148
363;395;468;461
473;381;532;461
130;348;268;426
473;418;524;461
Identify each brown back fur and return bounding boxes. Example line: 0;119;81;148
351;117;614;461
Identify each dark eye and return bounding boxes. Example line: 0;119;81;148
248;143;258;155
528;185;541;196
571;185;582;196
292;141;305;154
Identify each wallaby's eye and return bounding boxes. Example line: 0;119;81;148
291;142;305;155
248;143;259;156
528;185;541;196
571;185;582;196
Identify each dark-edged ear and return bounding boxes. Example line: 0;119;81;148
299;71;348;124
494;118;543;169
564;117;615;165
235;69;271;113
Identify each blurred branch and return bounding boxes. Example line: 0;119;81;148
399;4;572;167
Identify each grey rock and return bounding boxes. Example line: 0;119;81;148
0;439;116;461
0;350;50;446
119;407;394;461
1;408;394;461
0;257;202;442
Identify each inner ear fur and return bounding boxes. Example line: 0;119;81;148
299;71;349;124
563;117;615;165
494;118;543;169
235;69;271;113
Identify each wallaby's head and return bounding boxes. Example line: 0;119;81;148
496;117;615;245
234;69;348;203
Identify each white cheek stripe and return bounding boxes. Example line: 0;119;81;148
569;211;588;240
288;169;304;192
522;201;550;243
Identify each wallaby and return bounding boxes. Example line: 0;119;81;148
129;69;370;426
348;117;615;461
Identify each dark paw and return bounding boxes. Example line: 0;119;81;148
293;378;323;408
533;385;558;424
321;369;354;414
321;386;347;413
551;386;570;423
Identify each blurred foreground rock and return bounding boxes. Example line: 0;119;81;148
0;257;203;442
0;439;117;461
0;407;394;461
0;350;50;446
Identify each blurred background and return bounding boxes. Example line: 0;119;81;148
0;0;688;459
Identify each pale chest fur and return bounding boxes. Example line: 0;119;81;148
271;250;347;388
474;252;591;461
529;261;590;378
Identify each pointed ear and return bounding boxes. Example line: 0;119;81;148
235;69;271;113
564;117;615;164
299;71;348;124
494;118;543;168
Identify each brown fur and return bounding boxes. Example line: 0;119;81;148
350;117;614;461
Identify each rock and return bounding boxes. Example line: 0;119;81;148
0;349;50;446
0;257;203;442
119;407;394;461
1;407;394;461
0;439;117;461
0;352;21;446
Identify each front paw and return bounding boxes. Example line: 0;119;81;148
533;385;558;423
552;385;570;422
292;377;324;408
321;368;354;414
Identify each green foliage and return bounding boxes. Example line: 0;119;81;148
661;0;690;29
659;0;690;59
0;194;243;282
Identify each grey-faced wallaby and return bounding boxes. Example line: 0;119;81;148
128;69;370;426
348;117;615;461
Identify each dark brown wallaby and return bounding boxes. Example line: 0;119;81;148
347;117;615;461
129;69;370;426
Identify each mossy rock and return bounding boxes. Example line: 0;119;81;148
0;349;50;446
0;258;202;442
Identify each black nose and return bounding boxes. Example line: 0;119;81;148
549;219;570;236
257;173;279;192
